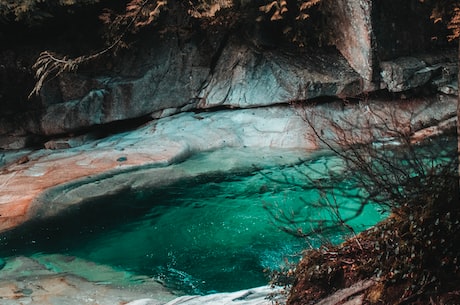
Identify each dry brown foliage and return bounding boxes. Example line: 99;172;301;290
428;0;460;40
29;0;168;98
99;0;167;36
28;0;324;96
0;0;100;24
447;7;460;40
188;0;233;18
259;0;320;21
285;110;459;304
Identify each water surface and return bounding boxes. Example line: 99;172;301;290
0;148;388;294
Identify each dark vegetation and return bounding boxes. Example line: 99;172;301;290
287;177;460;304
259;97;460;304
278;108;460;304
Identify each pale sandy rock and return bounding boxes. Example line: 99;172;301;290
0;106;316;232
0;255;175;305
126;299;163;305
164;285;285;305
0;96;456;233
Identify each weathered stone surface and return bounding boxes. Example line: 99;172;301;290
197;40;362;108
0;106;312;231
323;0;375;87
35;39;211;136
39;89;106;135
38;43;362;135
27;41;456;137
0;95;456;233
0;0;457;144
379;50;457;93
162;285;285;305
0;36;365;139
0;135;30;150
0;254;284;305
380;57;431;92
410;116;457;144
0;255;175;305
439;81;458;96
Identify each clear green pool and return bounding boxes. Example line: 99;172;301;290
0;149;387;295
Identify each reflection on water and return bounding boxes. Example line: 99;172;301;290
0;149;388;295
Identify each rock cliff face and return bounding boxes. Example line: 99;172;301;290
0;0;457;148
0;37;365;143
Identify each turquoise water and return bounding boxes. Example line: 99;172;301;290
0;150;387;294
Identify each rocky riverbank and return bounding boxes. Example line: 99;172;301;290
0;252;286;305
0;1;458;302
0;95;456;234
0;96;456;304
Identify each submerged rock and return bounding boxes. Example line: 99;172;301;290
0;255;175;305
